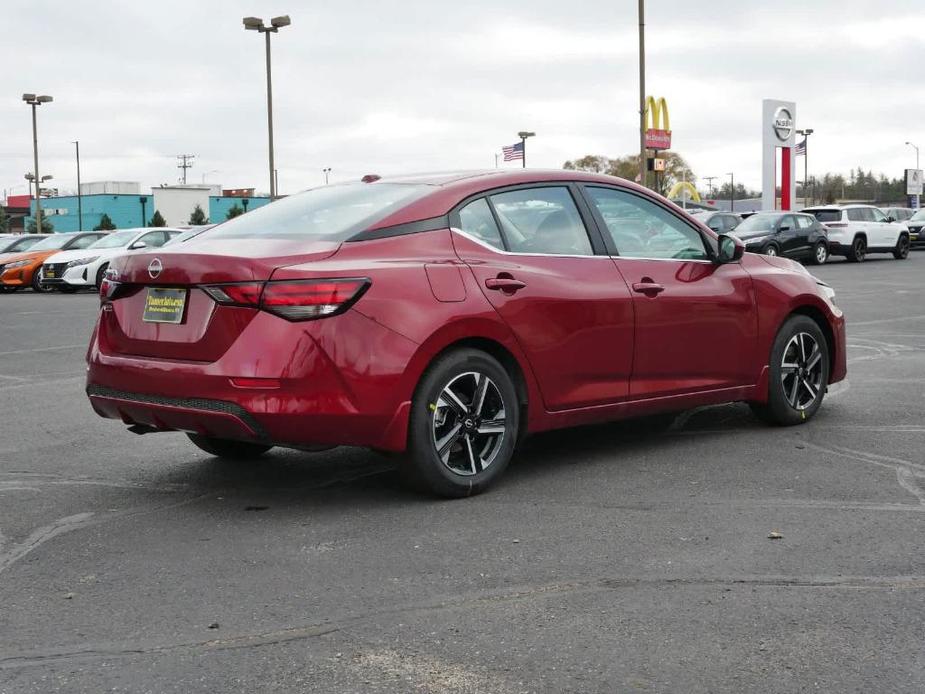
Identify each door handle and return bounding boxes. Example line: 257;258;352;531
485;277;526;292
632;281;665;296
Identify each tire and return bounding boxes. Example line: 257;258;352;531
0;286;17;293
749;315;830;426
809;241;828;265
763;244;779;257
893;234;910;260
187;434;272;459
31;268;52;293
402;348;519;498
847;235;866;262
95;263;109;290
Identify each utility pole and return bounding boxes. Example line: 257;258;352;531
727;172;735;212
176;154;195;184
638;0;647;189
704;176;716;199
72;141;83;230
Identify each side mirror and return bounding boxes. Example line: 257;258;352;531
717;234;744;263
129;241;147;250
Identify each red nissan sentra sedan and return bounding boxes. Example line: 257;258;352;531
86;170;846;497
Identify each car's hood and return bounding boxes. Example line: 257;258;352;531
0;249;52;265
45;246;127;264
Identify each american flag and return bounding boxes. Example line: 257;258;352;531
502;142;524;161
795;139;807;156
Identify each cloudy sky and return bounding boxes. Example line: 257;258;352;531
2;0;923;199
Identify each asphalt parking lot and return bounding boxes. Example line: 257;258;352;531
1;254;924;693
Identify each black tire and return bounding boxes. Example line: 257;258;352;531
402;348;519;498
31;268;52;293
893;234;910;260
809;241;828;265
847;235;866;262
0;286;18;293
187;434;272;459
763;244;779;257
749;315;830;426
95;263;109;289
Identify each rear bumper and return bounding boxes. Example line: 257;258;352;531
85;308;420;451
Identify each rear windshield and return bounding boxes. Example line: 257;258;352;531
1;237;41;253
806;209;841;223
205;183;431;241
734;214;779;232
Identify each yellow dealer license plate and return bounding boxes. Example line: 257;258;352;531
45;268;55;278
142;288;187;324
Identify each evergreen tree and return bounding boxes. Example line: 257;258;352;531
225;203;244;220
0;206;9;233
188;204;209;225
26;216;54;233
149;210;167;227
94;213;116;231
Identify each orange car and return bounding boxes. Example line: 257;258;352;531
0;232;107;292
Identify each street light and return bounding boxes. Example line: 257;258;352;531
797;128;814;208
72;141;83;230
243;15;291;199
517;131;535;169
22;93;53;233
322;167;332;184
906;141;921;209
726;172;735;212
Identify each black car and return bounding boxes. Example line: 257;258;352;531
904;209;925;249
688;210;742;234
732;211;829;264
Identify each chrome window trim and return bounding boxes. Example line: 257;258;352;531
450;227;715;263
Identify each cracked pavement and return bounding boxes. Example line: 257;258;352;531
1;254;924;692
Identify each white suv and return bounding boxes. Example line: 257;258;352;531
802;204;910;262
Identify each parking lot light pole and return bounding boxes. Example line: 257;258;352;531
244;15;291;200
517;131;535;168
323;167;332;184
22;93;53;232
638;0;647;189
906;141;920;209
797;128;813;209
72;141;83;230
726;172;735;212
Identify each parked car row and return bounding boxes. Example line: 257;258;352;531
0;227;202;293
684;203;919;265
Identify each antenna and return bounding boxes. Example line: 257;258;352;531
176;154;196;184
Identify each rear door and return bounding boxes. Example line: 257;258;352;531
451;185;635;411
794;214;817;256
868;207;895;247
580;185;757;399
775;214;801;257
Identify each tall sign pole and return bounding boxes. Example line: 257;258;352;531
638;0;647;189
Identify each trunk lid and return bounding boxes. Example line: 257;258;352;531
101;238;340;362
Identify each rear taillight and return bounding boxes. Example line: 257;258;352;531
202;278;370;321
99;269;123;301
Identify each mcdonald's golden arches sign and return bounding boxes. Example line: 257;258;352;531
644;96;671;150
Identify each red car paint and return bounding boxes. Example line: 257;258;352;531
86;170;846;452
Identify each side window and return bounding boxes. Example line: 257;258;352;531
69;234;101;250
140;231;168;248
847;208;864;222
870;208;887;223
779;215;797;231
488;187;593;256
705;215;723;232
457;198;504;251
585;186;709;260
796;215;814;230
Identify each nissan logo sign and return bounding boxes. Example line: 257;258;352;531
148;258;163;279
773;106;794;142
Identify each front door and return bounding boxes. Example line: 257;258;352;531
580;185;758;399
451;185;635;411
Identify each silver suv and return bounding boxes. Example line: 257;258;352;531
802;204;910;262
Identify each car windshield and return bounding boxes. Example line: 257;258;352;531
806;209;841;223
910;210;925;222
205;183;432;241
87;230;139;249
1;237;41;253
29;234;77;251
734;215;778;232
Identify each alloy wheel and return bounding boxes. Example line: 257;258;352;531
815;244;828;264
432;371;507;476
780;332;824;411
854;238;866;261
765;246;778;257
